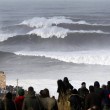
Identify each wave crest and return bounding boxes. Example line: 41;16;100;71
19;16;73;28
0;33;17;42
20;16;110;28
14;51;110;65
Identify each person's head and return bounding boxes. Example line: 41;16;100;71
44;88;50;97
106;85;110;90
89;86;94;93
18;88;25;96
57;79;63;86
6;92;12;100
81;82;86;88
71;89;78;94
101;84;106;90
57;79;66;94
28;86;34;94
63;77;69;83
107;81;110;86
94;81;100;88
39;90;45;98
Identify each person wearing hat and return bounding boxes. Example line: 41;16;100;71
15;88;25;110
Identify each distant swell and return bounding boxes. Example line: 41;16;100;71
19;16;74;28
1;34;110;50
14;51;110;65
20;16;110;28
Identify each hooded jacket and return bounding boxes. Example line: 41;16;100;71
22;91;41;110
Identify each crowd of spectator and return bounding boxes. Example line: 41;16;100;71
0;77;110;110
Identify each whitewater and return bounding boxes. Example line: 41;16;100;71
0;16;110;42
14;50;110;65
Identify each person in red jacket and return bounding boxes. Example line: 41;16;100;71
15;88;25;110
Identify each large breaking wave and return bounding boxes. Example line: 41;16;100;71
0;16;110;42
14;50;110;65
28;26;108;38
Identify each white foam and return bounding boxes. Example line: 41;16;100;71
0;16;109;42
14;50;110;65
20;16;73;28
20;16;110;28
0;33;17;42
28;26;69;38
71;30;108;34
72;20;90;25
22;16;109;38
28;25;108;38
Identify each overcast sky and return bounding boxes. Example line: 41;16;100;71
0;0;109;5
0;0;109;1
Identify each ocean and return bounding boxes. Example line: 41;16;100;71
0;0;110;98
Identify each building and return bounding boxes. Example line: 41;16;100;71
0;71;6;89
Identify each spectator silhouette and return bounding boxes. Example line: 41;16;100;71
3;92;16;110
63;77;73;94
69;89;82;110
22;86;41;110
15;88;25;110
39;88;58;110
85;86;101;110
57;79;66;102
78;82;89;110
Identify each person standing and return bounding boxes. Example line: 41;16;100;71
22;86;41;110
39;88;58;110
2;92;16;110
63;77;73;94
15;88;25;110
85;86;101;110
78;82;89;110
69;89;82;110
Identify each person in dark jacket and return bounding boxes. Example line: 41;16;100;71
78;82;89;98
2;92;16;110
94;81;104;100
78;82;89;110
85;86;101;110
22;86;41;110
63;77;73;94
102;81;110;110
0;99;2;110
15;88;25;110
69;89;82;110
57;79;66;102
